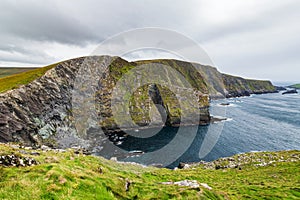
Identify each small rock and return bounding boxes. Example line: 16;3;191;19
74;150;80;154
41;145;51;151
82;148;91;155
178;162;190;169
150;163;163;168
215;165;221;170
161;181;173;185
30;152;40;156
174;180;199;189
19;150;29;154
200;183;212;190
178;162;185;169
56;149;66;153
59;177;67;184
110;157;117;161
125;178;131;192
220;103;230;106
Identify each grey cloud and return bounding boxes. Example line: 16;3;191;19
0;0;100;46
0;0;299;81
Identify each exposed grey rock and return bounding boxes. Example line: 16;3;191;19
125;178;131;192
110;157;117;161
174;180;199;188
0;154;38;167
0;57;83;146
188;151;300;170
161;180;200;189
177;162;190;169
200;183;212;190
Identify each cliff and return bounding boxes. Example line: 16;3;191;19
222;74;276;98
0;56;276;147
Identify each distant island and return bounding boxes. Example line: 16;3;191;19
289;84;300;89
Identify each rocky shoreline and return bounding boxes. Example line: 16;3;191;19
176;150;300;170
1;142;299;171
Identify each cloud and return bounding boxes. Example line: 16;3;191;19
0;0;299;81
0;1;99;45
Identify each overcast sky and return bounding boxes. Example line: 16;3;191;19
0;0;299;82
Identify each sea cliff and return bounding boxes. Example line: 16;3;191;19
0;56;276;147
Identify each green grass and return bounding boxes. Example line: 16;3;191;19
0;67;38;78
0;64;58;93
289;84;300;89
0;144;299;199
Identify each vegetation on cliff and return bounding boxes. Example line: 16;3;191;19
222;74;276;97
0;143;299;199
289;84;300;89
101;58;211;129
0;64;57;93
0;68;37;78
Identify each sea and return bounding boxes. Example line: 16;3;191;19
97;90;300;168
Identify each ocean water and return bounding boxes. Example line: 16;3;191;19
97;90;300;168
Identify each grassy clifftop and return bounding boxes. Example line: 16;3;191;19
0;68;38;78
0;143;299;199
289;84;300;89
0;64;58;93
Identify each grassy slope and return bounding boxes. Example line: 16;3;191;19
0;64;57;93
289;84;300;89
0;68;38;78
0;144;299;200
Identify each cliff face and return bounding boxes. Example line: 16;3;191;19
222;74;277;98
0;56;276;147
0;58;82;146
0;56;210;147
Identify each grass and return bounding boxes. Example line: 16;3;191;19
289;84;300;89
0;67;38;78
0;144;299;199
0;64;58;93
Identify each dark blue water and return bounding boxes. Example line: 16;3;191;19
205;91;300;160
98;91;300;168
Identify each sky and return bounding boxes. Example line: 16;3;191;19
0;0;299;82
